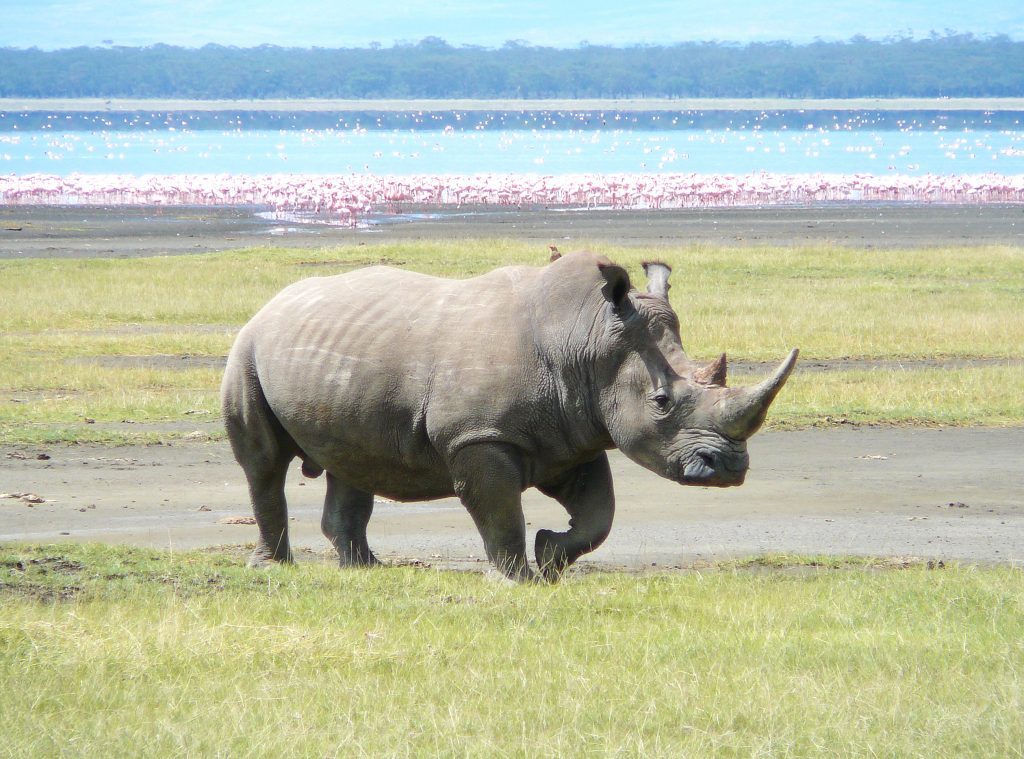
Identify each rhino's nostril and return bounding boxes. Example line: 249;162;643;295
680;450;747;488
682;451;717;482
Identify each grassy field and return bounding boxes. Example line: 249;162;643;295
1;543;1021;756
5;240;1021;757
1;241;1023;444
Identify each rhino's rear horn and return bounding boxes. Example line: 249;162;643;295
694;353;728;386
642;261;672;299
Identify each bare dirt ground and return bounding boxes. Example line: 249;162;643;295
3;429;1022;569
2;204;1023;569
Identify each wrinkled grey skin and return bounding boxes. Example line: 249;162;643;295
221;251;798;582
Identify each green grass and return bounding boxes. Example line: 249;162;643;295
774;365;1024;427
1;241;1023;443
1;544;1021;757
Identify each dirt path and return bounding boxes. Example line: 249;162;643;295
3;427;1022;568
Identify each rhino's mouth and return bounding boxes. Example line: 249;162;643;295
678;450;746;488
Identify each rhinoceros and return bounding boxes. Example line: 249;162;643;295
221;250;797;581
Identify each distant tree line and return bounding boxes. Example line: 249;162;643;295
1;34;1021;99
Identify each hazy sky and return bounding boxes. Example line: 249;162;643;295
4;0;1022;49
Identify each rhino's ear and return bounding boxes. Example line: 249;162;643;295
597;261;631;310
642;261;672;299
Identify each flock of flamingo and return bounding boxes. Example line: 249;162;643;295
3;171;1024;225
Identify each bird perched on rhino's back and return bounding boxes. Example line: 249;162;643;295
222;250;798;581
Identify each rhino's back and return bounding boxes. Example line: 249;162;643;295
245;264;537;384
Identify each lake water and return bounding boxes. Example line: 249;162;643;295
2;111;1023;177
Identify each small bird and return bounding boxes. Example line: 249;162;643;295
548;244;561;261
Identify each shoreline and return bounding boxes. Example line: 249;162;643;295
4;173;1024;241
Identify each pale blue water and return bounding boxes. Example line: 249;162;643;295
3;125;1024;176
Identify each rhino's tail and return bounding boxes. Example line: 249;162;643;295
223;330;325;480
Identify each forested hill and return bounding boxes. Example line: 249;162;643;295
2;35;1022;100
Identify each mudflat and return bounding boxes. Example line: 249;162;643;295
2;202;1024;259
1;203;1022;569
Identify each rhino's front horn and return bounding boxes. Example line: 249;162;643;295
717;348;799;439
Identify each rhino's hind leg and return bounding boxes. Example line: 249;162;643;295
222;357;297;567
536;452;615;582
322;474;381;567
226;417;295;566
243;459;295;567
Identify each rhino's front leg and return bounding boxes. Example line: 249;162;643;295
321;473;381;567
450;443;537;583
536;452;615;582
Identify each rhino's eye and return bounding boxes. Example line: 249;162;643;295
651;391;671;409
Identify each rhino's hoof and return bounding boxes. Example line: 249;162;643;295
535;529;570;582
247;547;294;568
338;552;382;568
